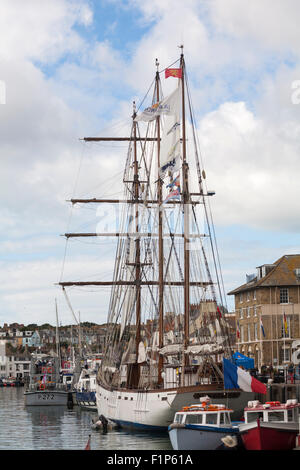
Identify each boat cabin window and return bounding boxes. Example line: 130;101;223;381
220;413;231;425
287;410;294;422
185;414;203;425
205;413;218;425
246;411;264;423
267;411;285;422
174;414;184;424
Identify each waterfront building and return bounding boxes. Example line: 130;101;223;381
228;254;300;370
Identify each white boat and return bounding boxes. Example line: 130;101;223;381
168;397;240;450
59;48;255;430
75;357;101;411
24;355;70;406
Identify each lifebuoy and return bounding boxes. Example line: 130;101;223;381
42;367;47;373
47;367;53;374
39;383;45;390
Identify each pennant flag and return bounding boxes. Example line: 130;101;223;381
134;87;180;122
223;358;267;394
84;435;91;450
260;319;265;337
217;306;222;319
165;68;182;79
283;312;288;335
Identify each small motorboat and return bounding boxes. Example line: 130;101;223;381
238;399;300;450
168;396;240;450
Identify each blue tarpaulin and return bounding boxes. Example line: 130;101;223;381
231;351;254;370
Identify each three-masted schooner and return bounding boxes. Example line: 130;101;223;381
59;49;254;430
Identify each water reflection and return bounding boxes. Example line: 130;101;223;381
0;388;172;450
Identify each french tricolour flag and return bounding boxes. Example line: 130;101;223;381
223;358;266;394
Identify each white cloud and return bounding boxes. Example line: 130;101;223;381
0;0;92;63
211;0;300;57
198;99;300;232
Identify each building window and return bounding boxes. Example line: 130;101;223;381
248;324;251;342
239;293;243;303
240;308;243;319
254;323;258;340
254;306;257;317
253;290;256;300
247;292;250;302
280;288;289;304
240;326;244;342
247;307;251;318
280;348;290;363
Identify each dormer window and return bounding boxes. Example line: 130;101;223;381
294;268;300;279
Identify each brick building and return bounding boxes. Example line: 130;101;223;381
228;254;300;370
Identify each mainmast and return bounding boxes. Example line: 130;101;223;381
180;48;190;384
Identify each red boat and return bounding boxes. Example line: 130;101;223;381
239;399;300;450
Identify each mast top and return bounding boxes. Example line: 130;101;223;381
178;44;184;58
132;100;136;119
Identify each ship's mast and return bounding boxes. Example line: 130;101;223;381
155;59;164;385
132;102;141;369
180;48;190;384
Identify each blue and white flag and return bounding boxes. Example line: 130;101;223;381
134;87;181;122
159;86;182;179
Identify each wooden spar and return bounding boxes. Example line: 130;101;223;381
58;281;212;287
181;50;190;384
63;232;208;238
68;198;203;204
156;61;164;385
82;137;159;141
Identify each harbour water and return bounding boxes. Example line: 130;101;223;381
0;387;172;450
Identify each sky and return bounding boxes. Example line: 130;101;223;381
1;0;300;326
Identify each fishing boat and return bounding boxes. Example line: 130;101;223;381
24;355;71;406
238;399;300;450
74;357;101;411
168;396;240;450
59;48;255;430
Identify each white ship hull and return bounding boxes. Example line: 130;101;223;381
96;383;254;430
24;390;69;406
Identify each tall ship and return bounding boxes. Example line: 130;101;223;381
59;49;255;430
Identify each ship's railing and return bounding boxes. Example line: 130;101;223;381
26;382;68;392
